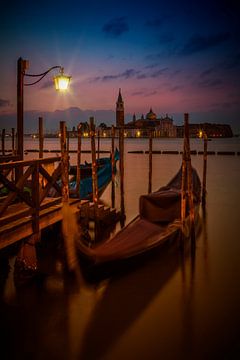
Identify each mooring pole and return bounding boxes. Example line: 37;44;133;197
1;129;5;156
11;128;15;155
184;113;195;246
76;123;82;197
39;117;44;159
60;121;69;203
90;117;99;241
119;125;125;225
111;125;115;208
148;129;153;194
67;129;70;154
202;131;208;206
97;130;100;160
181;126;187;236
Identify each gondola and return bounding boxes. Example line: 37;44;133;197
77;165;201;272
68;148;119;200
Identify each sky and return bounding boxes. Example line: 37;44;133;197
0;0;240;131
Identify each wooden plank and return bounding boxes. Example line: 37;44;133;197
0;198;82;250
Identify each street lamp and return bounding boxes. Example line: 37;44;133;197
17;57;71;160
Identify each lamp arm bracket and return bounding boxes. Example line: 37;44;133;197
24;65;63;86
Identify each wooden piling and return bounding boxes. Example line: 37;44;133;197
111;125;115;208
11;128;15;154
67;129;70;154
148;129;153;194
202;132;208;205
97;130;100;160
76;123;82;197
184;113;195;245
39;117;44;158
1;129;5;156
90;117;99;241
119;126;125;225
181;130;187;226
60;121;69;202
90;117;98;204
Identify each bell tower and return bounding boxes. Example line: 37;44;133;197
116;88;124;127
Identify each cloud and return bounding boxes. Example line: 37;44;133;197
170;85;182;92
102;17;129;37
41;80;53;89
181;32;231;55
131;89;158;97
150;67;169;78
90;68;140;82
198;78;223;88
220;52;240;69
0;99;10;107
200;68;215;78
90;66;169;83
136;67;169;80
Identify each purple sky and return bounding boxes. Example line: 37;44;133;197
1;0;240;131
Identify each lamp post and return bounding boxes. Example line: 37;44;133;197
17;57;71;160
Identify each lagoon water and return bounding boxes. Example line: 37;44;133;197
1;137;240;359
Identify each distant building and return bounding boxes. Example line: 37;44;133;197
176;123;233;138
124;108;177;137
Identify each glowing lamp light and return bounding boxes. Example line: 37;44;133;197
54;68;71;91
136;130;141;137
199;130;203;138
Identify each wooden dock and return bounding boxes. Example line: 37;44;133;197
0;155;118;251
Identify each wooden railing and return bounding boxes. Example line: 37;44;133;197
0;157;62;230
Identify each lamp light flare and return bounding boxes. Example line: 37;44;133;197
54;68;71;91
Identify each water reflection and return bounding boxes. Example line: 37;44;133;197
79;237;197;359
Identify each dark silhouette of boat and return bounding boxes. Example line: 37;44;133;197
77;165;201;278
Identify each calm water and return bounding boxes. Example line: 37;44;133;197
1;137;240;359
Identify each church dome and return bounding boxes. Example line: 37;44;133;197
146;108;157;120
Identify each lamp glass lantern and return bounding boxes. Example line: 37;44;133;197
53;68;71;91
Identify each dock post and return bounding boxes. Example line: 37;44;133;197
181;125;187;246
119;125;125;226
90;117;99;240
202;131;208;206
148;128;153;194
60;121;79;272
76;123;82;197
60;121;69;203
97;130;100;160
1;129;5;156
184;113;195;247
14;161;40;276
39;117;44;159
111;125;115;208
67;128;70;154
11;128;15;155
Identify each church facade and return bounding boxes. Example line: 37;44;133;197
113;89;177;138
97;89;176;137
